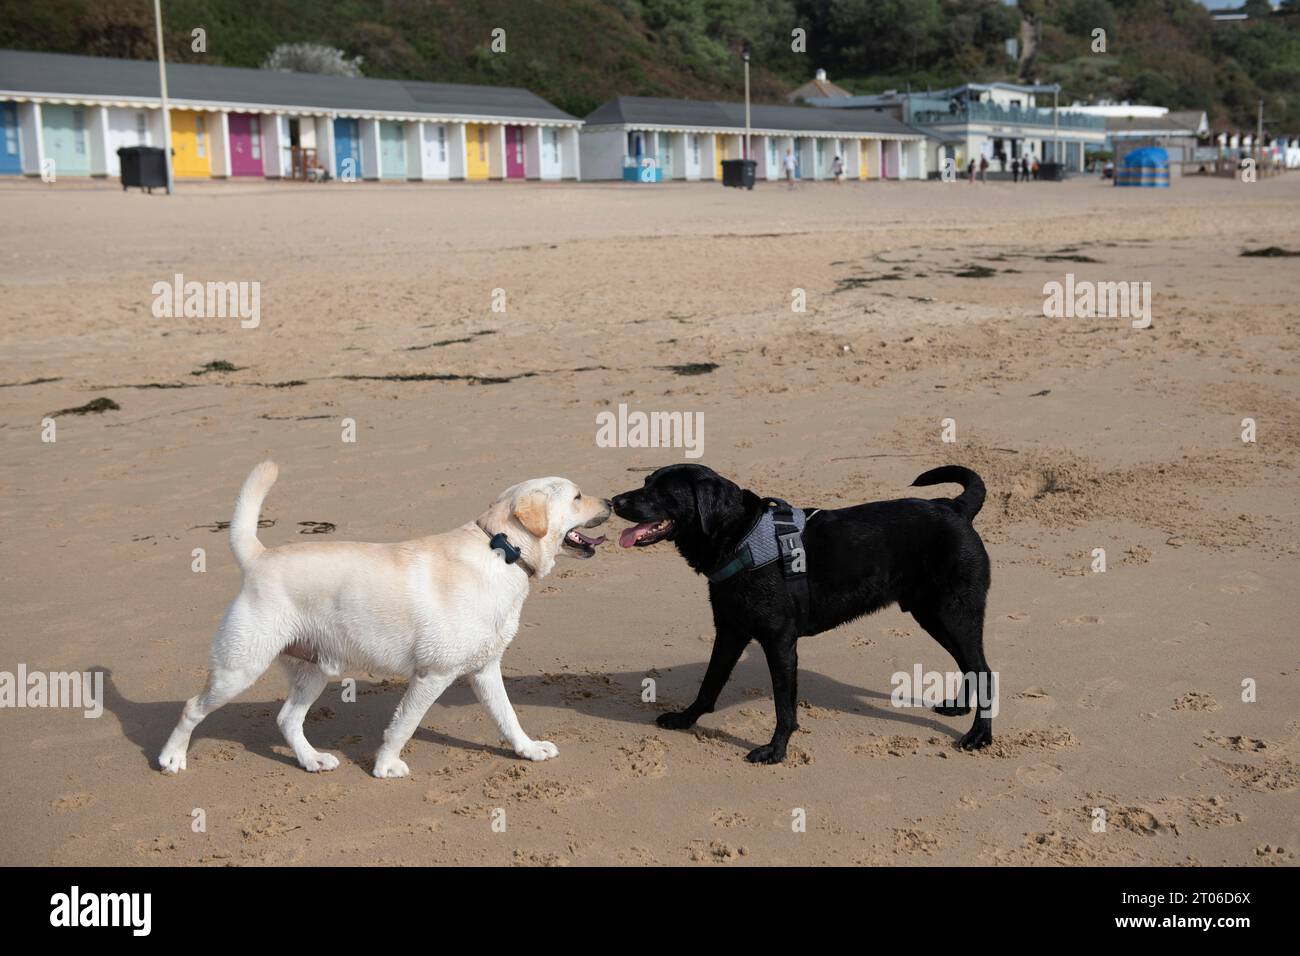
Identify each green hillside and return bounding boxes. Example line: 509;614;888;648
1;0;1296;129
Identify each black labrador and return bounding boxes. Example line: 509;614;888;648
612;464;994;763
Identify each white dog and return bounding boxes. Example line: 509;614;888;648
159;461;609;778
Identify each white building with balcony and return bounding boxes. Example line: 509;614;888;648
806;82;1107;176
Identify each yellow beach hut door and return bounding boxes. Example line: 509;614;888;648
170;110;211;177
464;124;490;180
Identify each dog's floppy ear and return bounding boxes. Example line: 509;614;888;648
512;490;550;539
693;476;728;535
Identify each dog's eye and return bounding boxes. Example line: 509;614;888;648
574;493;581;501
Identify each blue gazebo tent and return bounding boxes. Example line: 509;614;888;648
1114;146;1170;187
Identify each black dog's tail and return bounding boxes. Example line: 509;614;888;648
911;466;986;521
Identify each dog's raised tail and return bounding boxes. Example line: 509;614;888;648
230;460;278;567
911;465;985;521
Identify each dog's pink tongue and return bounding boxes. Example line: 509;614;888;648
619;523;654;548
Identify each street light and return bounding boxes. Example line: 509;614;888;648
153;0;174;194
742;41;752;161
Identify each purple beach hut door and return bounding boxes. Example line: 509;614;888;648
227;113;264;177
505;125;526;179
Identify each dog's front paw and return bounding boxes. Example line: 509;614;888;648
302;751;340;773
934;700;972;716
158;748;187;774
745;743;787;765
957;724;993;751
372;754;410;778
656;710;697;730
516;740;559;761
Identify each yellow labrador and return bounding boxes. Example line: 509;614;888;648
159;461;610;778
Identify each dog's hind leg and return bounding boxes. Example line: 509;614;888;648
912;609;974;716
158;657;274;773
656;625;750;731
372;669;457;778
469;657;557;762
275;658;338;772
159;600;281;773
913;604;994;750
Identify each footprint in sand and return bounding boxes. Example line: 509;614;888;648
1181;795;1244;829
1206;732;1267;753
1016;763;1065;787
1077;677;1126;710
616;736;668;778
893;828;940;856
1014;687;1055;714
977;727;1078;758
711;809;749;828
1210;757;1300;793
1219;571;1263;595
854;735;928;758
688;839;745;863
1104;804;1176;837
1172;692;1221;712
51;792;95;811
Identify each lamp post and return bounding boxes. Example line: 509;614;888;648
1052;83;1059;169
742;41;752;161
1257;97;1264;173
153;0;174;194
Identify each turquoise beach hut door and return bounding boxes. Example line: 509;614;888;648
0;103;21;174
333;118;361;179
42;104;90;177
379;121;406;179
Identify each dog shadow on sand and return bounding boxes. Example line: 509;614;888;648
99;656;963;773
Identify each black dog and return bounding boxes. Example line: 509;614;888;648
612;464;993;763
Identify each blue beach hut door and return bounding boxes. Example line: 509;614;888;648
0;103;21;174
333;118;361;179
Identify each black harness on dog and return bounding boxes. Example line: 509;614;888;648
707;498;814;633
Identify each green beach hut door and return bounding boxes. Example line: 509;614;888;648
42;105;90;177
379;121;406;179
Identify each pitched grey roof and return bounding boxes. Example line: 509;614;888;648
1166;110;1208;135
583;95;922;137
0;49;579;124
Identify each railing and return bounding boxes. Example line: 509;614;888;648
911;101;1105;131
288;146;325;181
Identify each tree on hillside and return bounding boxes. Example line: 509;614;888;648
262;42;362;77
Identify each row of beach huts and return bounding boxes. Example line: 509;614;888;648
0;49;931;184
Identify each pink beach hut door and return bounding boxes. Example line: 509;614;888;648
505;125;526;179
228;113;264;177
882;142;901;179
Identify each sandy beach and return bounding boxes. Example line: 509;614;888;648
1;172;1297;866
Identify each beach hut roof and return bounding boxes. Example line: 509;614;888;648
0;49;581;125
583;95;924;139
